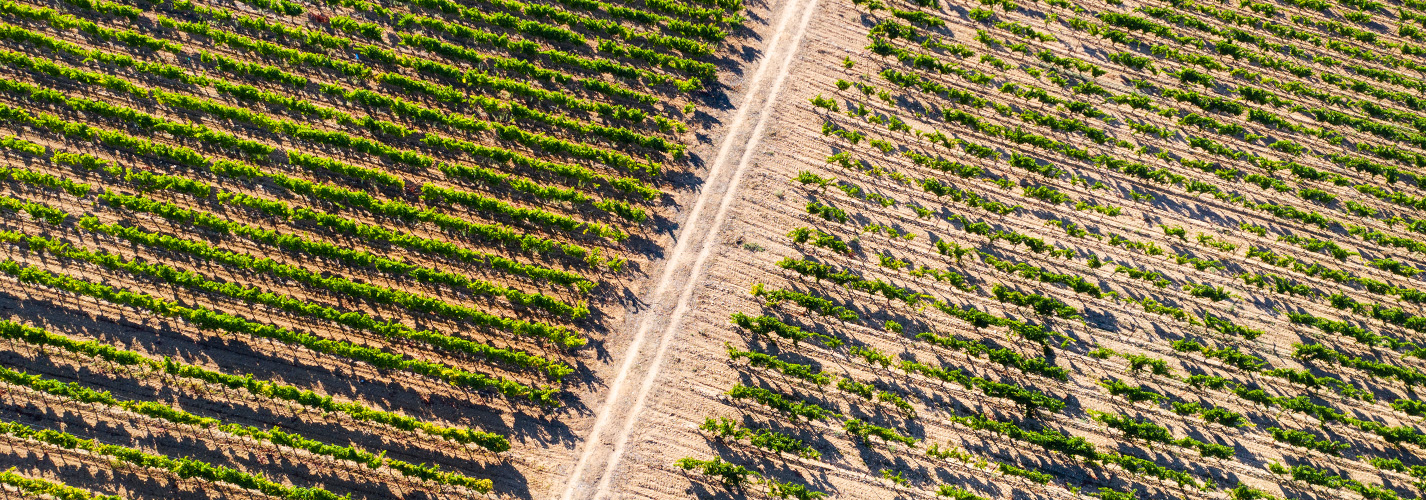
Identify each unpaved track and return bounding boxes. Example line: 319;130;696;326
555;0;824;496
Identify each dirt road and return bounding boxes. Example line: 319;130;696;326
555;0;825;496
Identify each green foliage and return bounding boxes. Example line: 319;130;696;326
1278;234;1356;260
766;477;829;500
1115;265;1169;288
1270;462;1400;500
753;284;858;321
983;255;1104;298
787;227;851;254
1295;343;1426;386
991;284;1081;320
806;201;849;223
0;468;121;500
0;246;560;405
895;354;1065;412
728;345;831;385
1183;283;1233;301
73;216;577;376
778;257;929;306
1092;411;1233;458
0;364;490;488
844;418;917;447
1;314;503;447
937;485;988;500
0;418;375;497
1123;353;1174;376
1370;258;1420;277
998;463;1052;483
916;331;1066;380
730;313;842;347
0;93;616;269
1370;458;1426;490
1267;427;1348;454
727;384;835;421
700;418;820;459
675;457;756;486
951;412;1202;488
1100;378;1164;404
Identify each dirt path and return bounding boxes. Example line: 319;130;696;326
555;0;824;497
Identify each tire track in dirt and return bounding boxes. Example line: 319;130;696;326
556;0;823;497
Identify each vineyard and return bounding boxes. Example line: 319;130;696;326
0;0;753;495
6;0;1426;495
591;0;1426;496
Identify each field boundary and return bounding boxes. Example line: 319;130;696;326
555;0;822;496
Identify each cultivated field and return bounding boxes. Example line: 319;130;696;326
0;0;761;496
3;0;1426;497
577;0;1426;498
